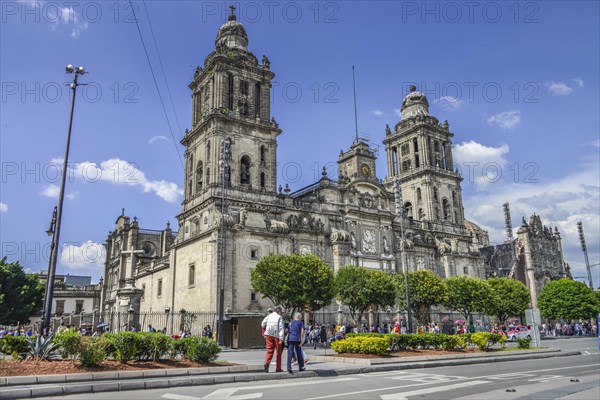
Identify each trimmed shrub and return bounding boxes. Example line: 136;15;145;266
169;337;188;360
516;337;531;349
53;330;81;361
331;336;390;356
441;335;467;351
0;336;29;359
136;332;172;361
79;336;109;367
468;332;504;350
106;332;138;363
183;336;221;363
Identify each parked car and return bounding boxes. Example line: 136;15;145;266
506;325;531;341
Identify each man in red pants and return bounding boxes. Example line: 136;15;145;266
261;306;284;372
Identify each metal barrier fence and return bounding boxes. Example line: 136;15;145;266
16;311;217;336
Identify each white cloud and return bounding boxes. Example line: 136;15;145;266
434;96;462;111
44;5;89;37
592;139;600;148
546;81;573;95
58;241;105;272
462;156;600;285
49;157;182;203
487;110;521;130
0;202;7;212
149;135;169;144
453;141;510;189
572;77;584;88
40;183;78;200
394;108;402;117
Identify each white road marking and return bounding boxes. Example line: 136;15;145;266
162;395;201;400
527;374;568;383
305;363;600;400
386;372;466;382
203;389;262;399
380;380;490;400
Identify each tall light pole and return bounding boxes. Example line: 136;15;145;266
217;138;231;346
577;221;593;289
40;206;57;334
42;65;86;333
394;176;413;333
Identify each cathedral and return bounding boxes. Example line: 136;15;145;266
100;12;567;346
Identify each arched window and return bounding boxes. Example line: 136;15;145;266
260;172;266;189
260;145;266;164
206;141;211;162
240;155;251;184
442;198;450;220
392;148;398;176
416;187;422;202
206;167;210;185
195;161;203;192
188;179;192;198
189;154;194;174
404;202;413;219
452;191;457;205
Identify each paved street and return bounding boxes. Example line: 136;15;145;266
38;337;598;400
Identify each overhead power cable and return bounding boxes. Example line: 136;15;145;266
128;0;184;169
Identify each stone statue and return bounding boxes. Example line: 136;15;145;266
383;236;390;254
262;55;270;69
350;232;357;249
385;124;391;135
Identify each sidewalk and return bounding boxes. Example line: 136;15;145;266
0;346;581;399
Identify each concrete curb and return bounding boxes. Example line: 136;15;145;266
1;364;264;388
311;347;565;365
0;350;581;399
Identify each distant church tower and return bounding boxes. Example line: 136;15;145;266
383;86;465;227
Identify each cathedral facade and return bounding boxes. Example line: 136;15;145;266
100;13;567;343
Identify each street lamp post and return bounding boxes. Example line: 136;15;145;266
40;206;57;334
42;65;85;333
217;139;231;346
394;176;413;334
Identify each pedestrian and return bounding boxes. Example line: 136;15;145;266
148;324;156;333
261;306;284;373
286;312;305;374
202;325;213;339
311;324;319;350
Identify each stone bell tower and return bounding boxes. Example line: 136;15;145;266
181;8;281;209
383;86;465;226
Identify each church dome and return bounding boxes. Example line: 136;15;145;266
464;219;490;246
215;13;249;51
400;85;430;119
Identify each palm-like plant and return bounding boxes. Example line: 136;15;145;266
27;334;61;360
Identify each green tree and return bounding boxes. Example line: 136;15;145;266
443;276;494;322
0;257;45;325
538;278;600;321
485;277;531;323
251;253;334;316
334;265;396;325
396;270;447;324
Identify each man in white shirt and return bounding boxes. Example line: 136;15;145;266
261;306;285;372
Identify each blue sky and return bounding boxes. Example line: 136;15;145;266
1;0;599;286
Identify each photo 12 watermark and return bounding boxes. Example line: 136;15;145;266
1;81;140;104
399;1;540;24
200;1;340;24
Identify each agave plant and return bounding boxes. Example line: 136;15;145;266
27;334;61;361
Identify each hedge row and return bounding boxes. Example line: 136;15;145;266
0;331;221;366
336;332;507;355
